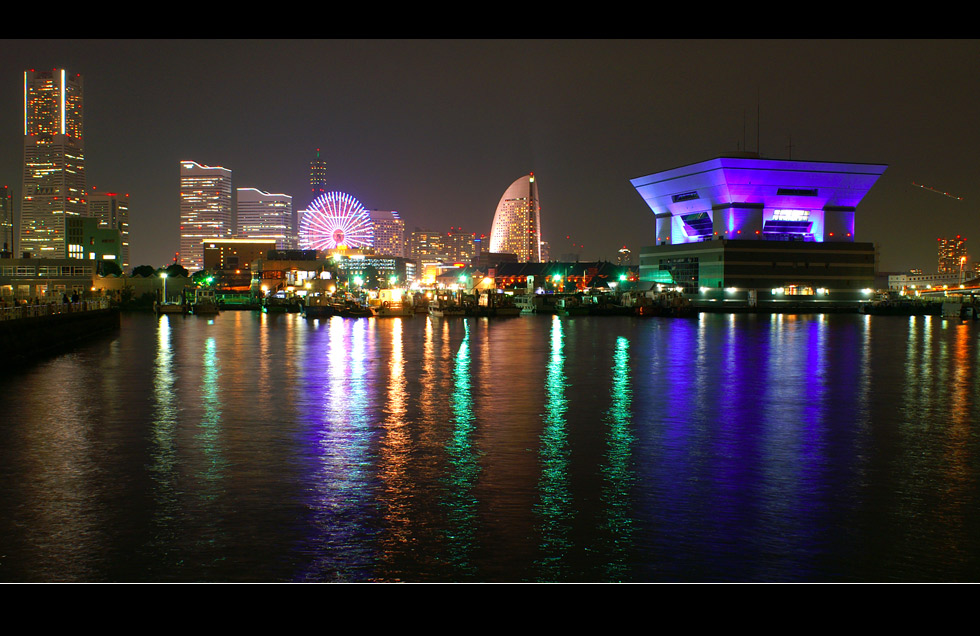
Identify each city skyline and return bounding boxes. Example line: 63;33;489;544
1;40;978;271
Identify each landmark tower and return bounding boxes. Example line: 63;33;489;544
20;69;85;258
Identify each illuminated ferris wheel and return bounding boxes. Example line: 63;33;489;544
299;191;374;250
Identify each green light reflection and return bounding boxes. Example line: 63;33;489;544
599;335;635;580
196;336;227;496
535;315;572;580
443;318;481;578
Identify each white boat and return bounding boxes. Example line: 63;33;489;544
513;293;535;315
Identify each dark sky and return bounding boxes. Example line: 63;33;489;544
2;40;978;271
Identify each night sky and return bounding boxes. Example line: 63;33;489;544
1;40;978;272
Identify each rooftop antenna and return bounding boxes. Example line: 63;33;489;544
742;109;746;152
756;88;761;156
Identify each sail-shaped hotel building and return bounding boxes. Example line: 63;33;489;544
489;174;542;263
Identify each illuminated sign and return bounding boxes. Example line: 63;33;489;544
771;209;810;222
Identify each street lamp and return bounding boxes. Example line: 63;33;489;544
160;272;168;302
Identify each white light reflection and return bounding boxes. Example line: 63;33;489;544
149;315;180;558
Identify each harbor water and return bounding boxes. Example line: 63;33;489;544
1;311;978;582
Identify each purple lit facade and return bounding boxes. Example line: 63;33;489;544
632;156;887;299
631;156;885;246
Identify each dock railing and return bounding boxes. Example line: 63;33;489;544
0;298;110;322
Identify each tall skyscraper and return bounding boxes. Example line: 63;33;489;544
20;68;85;258
0;185;13;254
180;161;232;271
89;189;130;269
302;148;329;238
237;188;294;249
368;210;405;257
489;173;542;263
938;236;968;275
310;148;327;204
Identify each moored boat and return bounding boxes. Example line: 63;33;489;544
190;288;219;315
262;293;301;313
623;289;695;318
339;300;374;318
154;300;187;315
303;301;339;319
371;289;414;318
429;296;466;317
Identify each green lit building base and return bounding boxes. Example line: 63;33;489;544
639;239;877;309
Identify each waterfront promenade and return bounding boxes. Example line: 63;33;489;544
0;298;110;321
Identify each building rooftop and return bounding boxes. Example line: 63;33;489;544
631;156;888;217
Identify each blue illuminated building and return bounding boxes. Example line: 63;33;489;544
631;154;887;302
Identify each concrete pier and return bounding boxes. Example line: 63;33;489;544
0;301;120;360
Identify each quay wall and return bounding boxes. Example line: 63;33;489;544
0;308;121;360
694;301;859;314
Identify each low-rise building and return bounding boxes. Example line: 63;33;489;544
1;257;95;300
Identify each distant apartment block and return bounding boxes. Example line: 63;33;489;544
237;188;294;249
89;190;130;269
937;236;968;275
368;210;405;258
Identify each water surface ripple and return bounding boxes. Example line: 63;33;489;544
1;311;978;582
